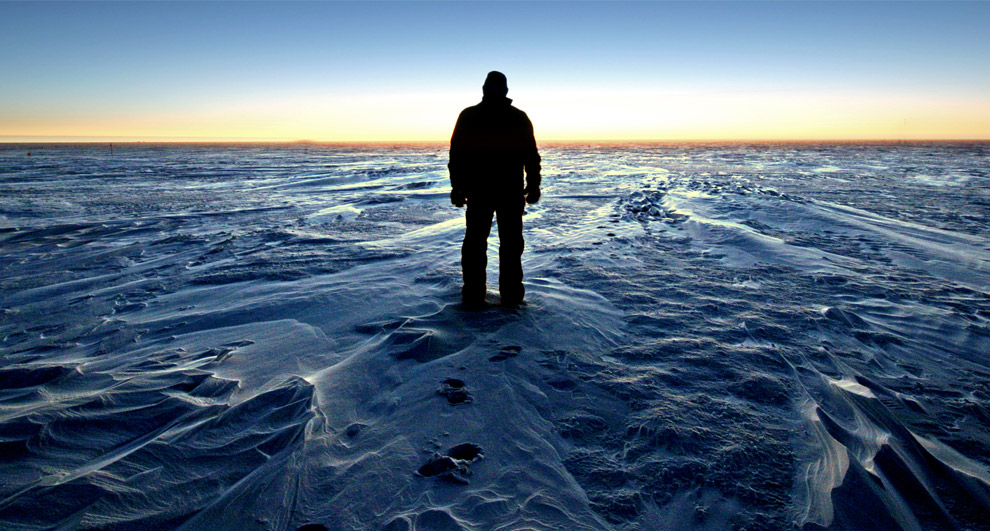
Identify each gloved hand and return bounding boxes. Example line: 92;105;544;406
450;188;467;207
525;186;541;205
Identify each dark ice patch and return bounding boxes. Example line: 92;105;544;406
727;374;790;406
0;365;72;389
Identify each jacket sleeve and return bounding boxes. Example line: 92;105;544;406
448;111;466;191
523;114;541;189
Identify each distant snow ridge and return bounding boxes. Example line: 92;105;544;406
621;187;688;226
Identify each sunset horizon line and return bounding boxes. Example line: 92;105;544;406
4;136;990;145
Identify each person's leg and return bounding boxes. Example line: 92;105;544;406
462;202;494;305
495;199;525;305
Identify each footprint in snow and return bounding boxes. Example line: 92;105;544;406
416;443;484;484
437;378;472;405
489;345;521;362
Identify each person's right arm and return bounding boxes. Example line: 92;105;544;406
448;112;467;207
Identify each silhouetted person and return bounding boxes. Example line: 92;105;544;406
449;71;541;307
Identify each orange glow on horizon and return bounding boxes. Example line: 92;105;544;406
2;89;988;143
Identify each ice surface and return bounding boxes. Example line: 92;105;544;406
1;141;988;530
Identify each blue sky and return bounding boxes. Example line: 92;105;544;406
2;1;988;141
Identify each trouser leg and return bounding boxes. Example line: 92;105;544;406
462;203;494;303
495;200;525;305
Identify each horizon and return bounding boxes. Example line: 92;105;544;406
4;137;990;146
3;1;989;142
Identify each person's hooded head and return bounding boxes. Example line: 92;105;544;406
483;71;508;98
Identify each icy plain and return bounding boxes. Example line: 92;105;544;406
1;142;988;530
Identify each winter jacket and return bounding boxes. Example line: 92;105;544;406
448;95;541;201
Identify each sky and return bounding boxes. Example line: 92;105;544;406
1;1;989;142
